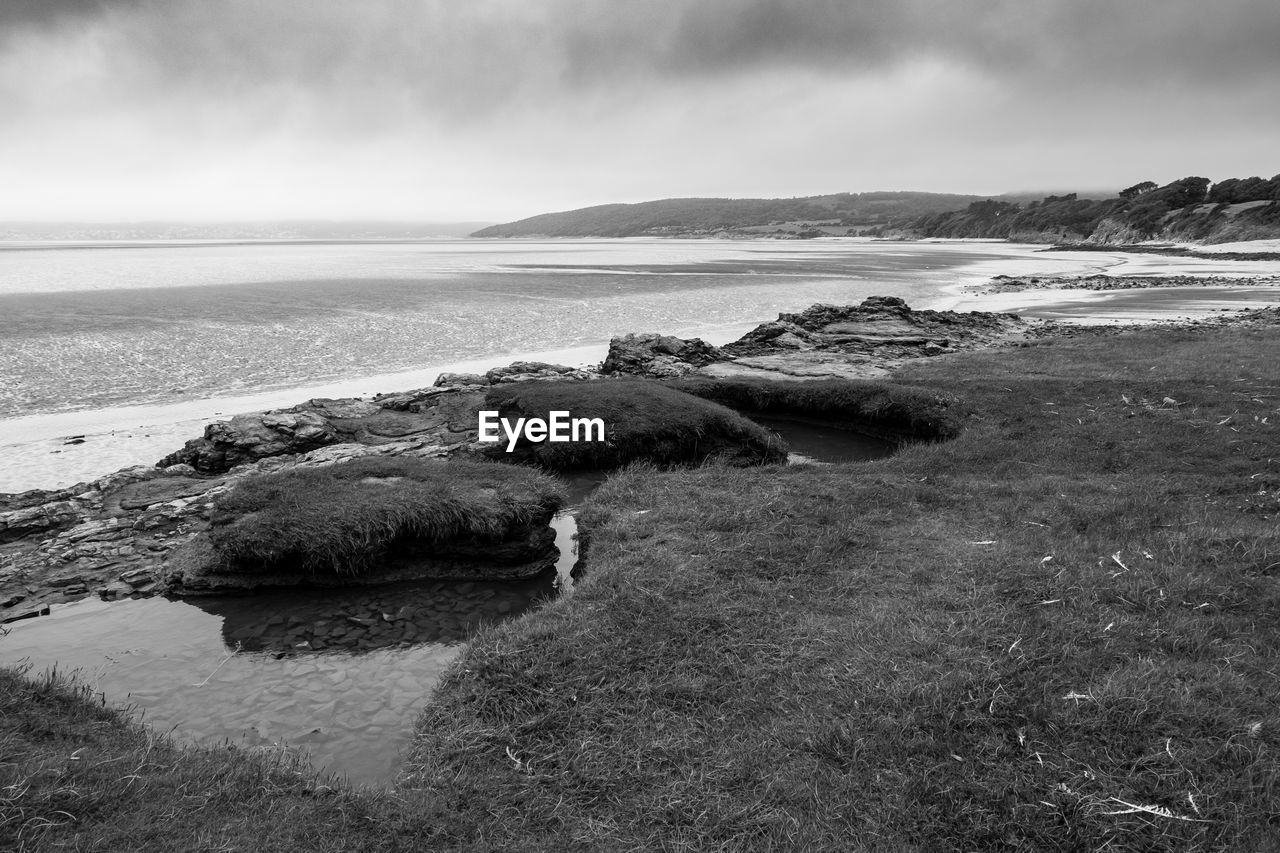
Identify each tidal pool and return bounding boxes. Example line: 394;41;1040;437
0;417;891;787
740;411;896;464
1;520;580;788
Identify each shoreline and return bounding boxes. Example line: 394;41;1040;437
0;323;761;493
5;240;1280;493
928;248;1280;318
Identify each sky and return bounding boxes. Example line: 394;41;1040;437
1;0;1278;223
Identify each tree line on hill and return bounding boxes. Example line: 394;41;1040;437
472;174;1280;244
471;192;1002;238
908;174;1280;244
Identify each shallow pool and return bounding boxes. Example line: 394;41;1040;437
0;415;890;787
1;517;579;789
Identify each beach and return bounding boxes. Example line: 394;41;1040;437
4;238;1279;493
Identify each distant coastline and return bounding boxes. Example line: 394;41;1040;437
472;175;1280;245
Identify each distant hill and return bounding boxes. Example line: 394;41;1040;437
910;175;1280;244
471;192;998;238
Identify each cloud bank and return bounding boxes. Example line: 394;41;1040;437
2;0;1277;220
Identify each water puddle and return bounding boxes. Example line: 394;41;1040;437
742;411;896;464
1;518;580;789
0;414;883;788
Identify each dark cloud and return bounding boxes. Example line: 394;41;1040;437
0;0;143;29
554;0;1280;87
1;0;1276;220
6;0;1278;119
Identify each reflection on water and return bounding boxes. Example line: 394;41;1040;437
2;595;456;787
195;575;555;655
0;517;580;789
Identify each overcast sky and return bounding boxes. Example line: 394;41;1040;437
2;0;1278;222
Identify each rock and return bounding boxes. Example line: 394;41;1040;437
432;362;597;390
120;568;156;587
296;398;382;420
0;500;84;544
91;466;167;494
601;333;723;378
708;297;1037;380
108;476;223;512
485;361;596;385
156;392;483;473
698;354;893;381
0;485;89;513
433;372;489;388
158;410;339;472
99;581;133;600
375;387;455;411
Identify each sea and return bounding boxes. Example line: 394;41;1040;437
0;237;1094;492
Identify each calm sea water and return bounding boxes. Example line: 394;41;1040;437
0;238;1084;491
0;238;1018;420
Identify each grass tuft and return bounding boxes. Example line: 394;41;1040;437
480;378;787;471
208;456;565;577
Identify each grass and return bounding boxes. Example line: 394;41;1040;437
404;323;1280;850
669;375;965;442
2;320;1278;850
208;456;565;577
480;378;787;471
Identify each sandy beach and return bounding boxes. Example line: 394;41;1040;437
929;246;1280;319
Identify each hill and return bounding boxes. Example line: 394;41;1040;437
910;174;1280;244
471;192;997;238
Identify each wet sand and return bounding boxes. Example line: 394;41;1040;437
931;249;1280;321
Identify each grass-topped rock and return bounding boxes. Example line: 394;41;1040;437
670;375;964;443
477;378;787;471
169;456;566;591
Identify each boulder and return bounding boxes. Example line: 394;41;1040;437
485;361;596;385
158;409;339;472
156;392;483;473
433;371;489;388
433;362;597;389
601;333;724;378
724;297;1029;361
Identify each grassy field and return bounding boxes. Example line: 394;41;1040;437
3;320;1278;850
480;378;787;470
208;456;566;577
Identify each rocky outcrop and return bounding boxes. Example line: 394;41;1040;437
601;333;723;378
0;296;1042;621
0;500;84;545
435;361;598;389
158;391;484;474
601;297;1040;383
725;297;1029;359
